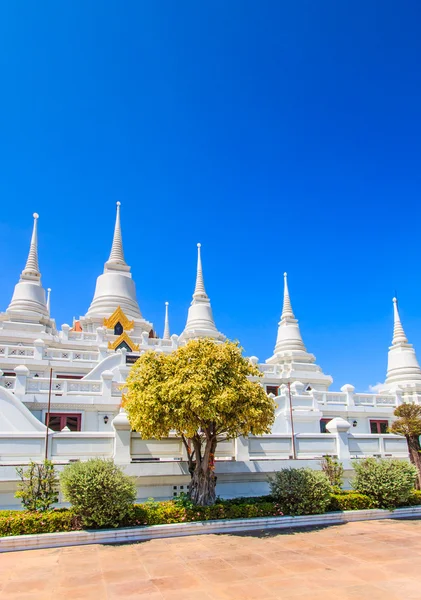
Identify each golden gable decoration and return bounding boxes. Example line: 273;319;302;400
108;331;139;352
103;306;134;331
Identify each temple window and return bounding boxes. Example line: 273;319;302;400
46;413;81;432
116;340;132;352
266;385;279;396
320;418;331;433
370;419;389;434
114;322;123;336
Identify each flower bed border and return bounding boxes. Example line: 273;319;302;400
1;505;421;553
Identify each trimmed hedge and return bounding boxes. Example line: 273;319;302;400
1;490;421;537
328;492;376;511
0;509;81;537
400;490;421;507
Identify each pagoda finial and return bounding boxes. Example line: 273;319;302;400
47;288;51;314
193;243;208;299
163;301;170;340
21;213;40;278
281;272;295;320
392;297;408;345
106;202;127;268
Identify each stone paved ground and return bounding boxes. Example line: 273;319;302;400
1;519;421;599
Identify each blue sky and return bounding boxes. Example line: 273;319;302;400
0;1;420;391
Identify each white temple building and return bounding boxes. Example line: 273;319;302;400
0;204;417;506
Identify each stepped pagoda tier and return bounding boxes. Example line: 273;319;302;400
0;213;56;336
80;203;153;338
380;298;421;392
265;273;332;391
179;243;225;342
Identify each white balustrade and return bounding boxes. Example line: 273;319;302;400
67;331;97;341
25;377;103;395
0;377;16;391
112;382;122;397
0;345;35;358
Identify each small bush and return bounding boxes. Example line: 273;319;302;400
60;459;136;528
328;492;376;512
268;468;332;516
15;460;58;512
0;509;80;537
399;489;421;507
320;456;344;491
352;458;417;509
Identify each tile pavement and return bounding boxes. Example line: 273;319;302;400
1;518;421;599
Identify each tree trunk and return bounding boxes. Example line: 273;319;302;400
189;465;217;506
188;435;217;506
407;435;421;490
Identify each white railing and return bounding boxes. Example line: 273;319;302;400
0;345;35;358
26;377;103;395
112;382;122;397
44;349;99;362
0;377;15;391
354;394;396;406
67;331;97;341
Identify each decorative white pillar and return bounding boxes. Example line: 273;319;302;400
14;365;30;399
112;408;132;465
326;417;352;461
33;338;45;361
235;436;250;461
341;384;355;408
101;370;114;402
61;323;70;341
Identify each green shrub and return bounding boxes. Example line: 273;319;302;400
268;468;332;516
124;498;283;526
320;456;344;491
399;489;421;506
328;491;376;511
60;459;136;528
0;509;80;537
15;460;58;512
352;458;417;509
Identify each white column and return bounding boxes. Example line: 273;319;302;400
101;370;113;403
341;384;355;408
61;324;70;341
14;365;30;399
326;417;352;461
33;338;45;361
112;408;132;465
235;436;250;461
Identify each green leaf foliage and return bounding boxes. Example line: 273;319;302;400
60;459;136;528
352;458;417;509
320;456;344;490
390;403;421;437
0;509;80;536
328;492;376;511
124;339;276;441
15;460;58;512
268;468;332;516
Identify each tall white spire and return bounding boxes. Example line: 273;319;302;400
281;272;294;319
163;302;170;340
383;297;421;390
85;202;143;320
193;243;207;299
392;298;407;345
180;243;224;341
273;272;306;353
266;272;333;389
105;202;129;272
22;213;40;279
6;213;49;321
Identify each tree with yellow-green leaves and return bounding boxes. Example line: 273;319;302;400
123;339;276;506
